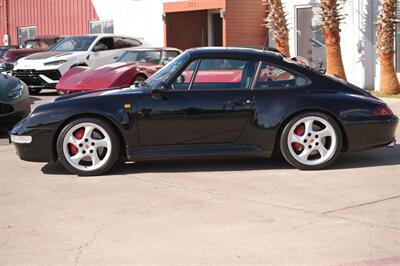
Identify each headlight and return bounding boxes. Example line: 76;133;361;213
44;60;67;66
8;83;25;100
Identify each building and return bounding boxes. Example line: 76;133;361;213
1;0;399;91
0;0;266;50
278;0;400;90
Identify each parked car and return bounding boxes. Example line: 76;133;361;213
13;34;148;94
56;47;181;94
0;74;30;129
0;35;61;73
0;45;19;73
11;48;398;176
0;45;19;58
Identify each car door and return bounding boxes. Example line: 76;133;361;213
91;37;117;67
137;58;257;146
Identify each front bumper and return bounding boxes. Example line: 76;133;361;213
11;118;56;162
345;115;399;151
13;69;61;89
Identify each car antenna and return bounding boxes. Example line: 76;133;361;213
262;34;268;52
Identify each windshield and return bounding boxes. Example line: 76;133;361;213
49;36;96;52
118;50;162;64
0;49;7;57
145;53;189;87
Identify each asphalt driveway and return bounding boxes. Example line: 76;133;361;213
0;92;399;265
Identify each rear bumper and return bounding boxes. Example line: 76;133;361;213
345;115;399;151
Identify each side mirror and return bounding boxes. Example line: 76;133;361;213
175;75;185;84
93;43;108;52
151;81;168;99
1;62;14;72
319;68;327;74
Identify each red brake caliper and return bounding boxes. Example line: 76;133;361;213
68;128;84;156
293;124;304;152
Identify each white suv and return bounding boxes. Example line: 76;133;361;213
13;34;148;94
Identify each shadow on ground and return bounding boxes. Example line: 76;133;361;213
41;145;400;176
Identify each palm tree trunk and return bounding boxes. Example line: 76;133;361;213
320;0;347;80
377;0;400;95
324;30;347;80
263;0;290;57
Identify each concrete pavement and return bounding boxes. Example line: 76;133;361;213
0;94;399;265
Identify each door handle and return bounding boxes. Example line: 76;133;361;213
113;56;119;60
228;98;252;106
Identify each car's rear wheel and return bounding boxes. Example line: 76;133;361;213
280;112;342;170
56;118;120;176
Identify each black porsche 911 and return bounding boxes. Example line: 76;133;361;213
11;48;398;176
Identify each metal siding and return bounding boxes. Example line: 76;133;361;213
0;0;99;45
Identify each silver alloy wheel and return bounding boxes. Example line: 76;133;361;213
287;116;337;166
62;122;112;172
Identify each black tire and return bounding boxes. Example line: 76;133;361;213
29;88;42;95
280;112;342;170
56;117;120;176
131;75;146;85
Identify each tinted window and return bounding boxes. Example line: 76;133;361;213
146;52;189;87
96;37;114;50
118;50;161;63
256;62;309;89
172;60;198;90
191;59;256;90
114;37;142;49
49;36;96;51
165;51;180;60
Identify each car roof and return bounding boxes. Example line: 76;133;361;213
26;35;61;41
122;47;182;52
186;47;284;61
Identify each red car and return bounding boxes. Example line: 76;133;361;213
56;48;182;94
0;35;61;71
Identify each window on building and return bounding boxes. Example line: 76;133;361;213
17;26;37;47
295;7;326;70
89;20;114;34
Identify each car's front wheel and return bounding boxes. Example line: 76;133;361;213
56;118;120;176
280;112;342;170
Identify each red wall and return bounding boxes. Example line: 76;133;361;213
0;0;98;46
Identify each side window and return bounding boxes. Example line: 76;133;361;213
256;62;309;89
172;60;198;91
96;37;114;50
191;59;256;90
165;51;180;60
114;38;142;49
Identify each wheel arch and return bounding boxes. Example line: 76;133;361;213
51;113;127;161
131;73;148;84
273;108;349;154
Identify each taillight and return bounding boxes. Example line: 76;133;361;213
373;105;394;116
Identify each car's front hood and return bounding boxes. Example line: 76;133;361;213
59;62;145;90
53;85;148;102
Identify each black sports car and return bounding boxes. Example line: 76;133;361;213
11;48;398;176
0;74;31;129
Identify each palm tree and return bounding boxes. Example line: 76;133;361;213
320;0;347;80
377;0;400;95
262;0;290;57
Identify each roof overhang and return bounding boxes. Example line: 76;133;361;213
163;0;225;13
